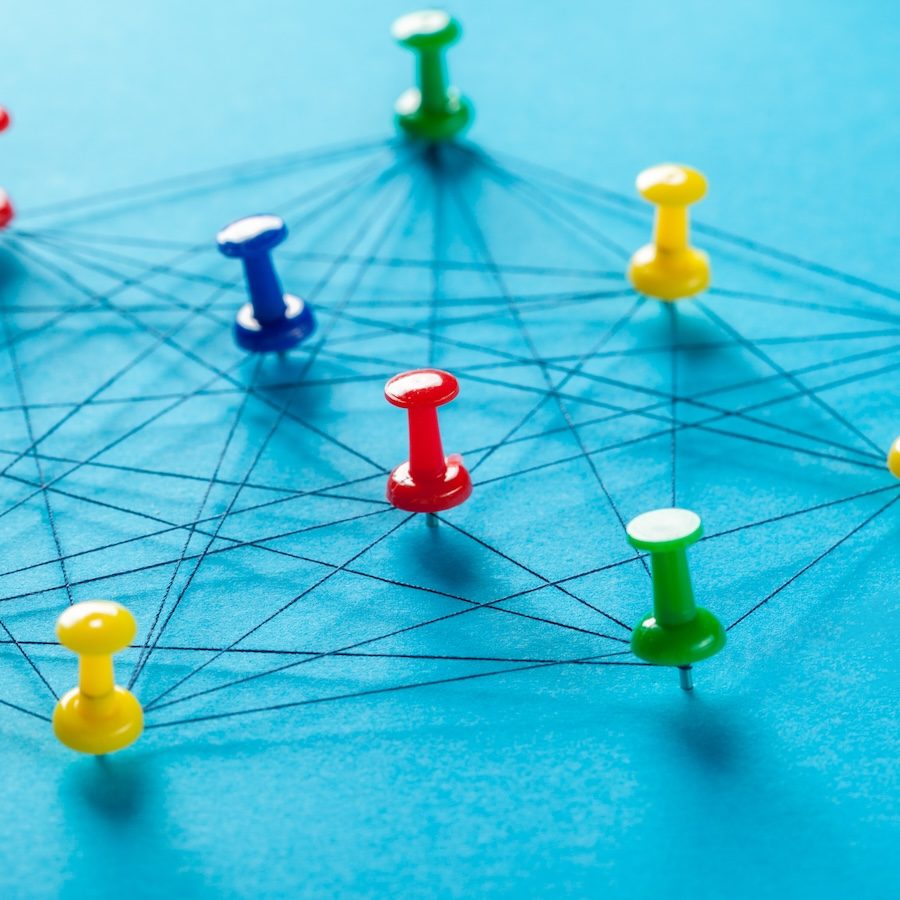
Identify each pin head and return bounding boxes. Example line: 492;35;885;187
392;10;461;50
0;190;12;229
888;436;900;479
626;507;702;553
636;164;707;207
56;600;137;655
217;214;288;258
0;109;13;228
385;368;460;409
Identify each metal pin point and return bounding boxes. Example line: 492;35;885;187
679;665;694;692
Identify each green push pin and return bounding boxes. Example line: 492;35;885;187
626;508;726;691
392;10;473;141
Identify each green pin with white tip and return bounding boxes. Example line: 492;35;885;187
392;10;473;141
626;508;726;690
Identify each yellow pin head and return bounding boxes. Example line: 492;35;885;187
636;164;707;207
56;600;136;656
888;437;900;479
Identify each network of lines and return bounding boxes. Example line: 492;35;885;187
0;135;898;740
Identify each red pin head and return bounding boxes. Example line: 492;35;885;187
385;368;472;513
385;368;460;409
0;107;13;229
0;191;12;229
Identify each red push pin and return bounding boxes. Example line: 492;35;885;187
385;369;472;521
0;107;14;229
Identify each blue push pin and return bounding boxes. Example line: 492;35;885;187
217;214;316;353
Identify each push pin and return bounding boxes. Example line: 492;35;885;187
217;214;316;354
0;107;14;228
392;10;473;142
628;164;710;301
625;508;725;690
888;437;900;479
385;368;472;519
53;601;143;754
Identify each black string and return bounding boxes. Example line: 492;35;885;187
145;650;648;731
19;136;395;223
728;491;900;629
130;161;419;689
449;162;649;581
668;305;678;507
699;301;884;456
1;138;896;736
482;144;900;304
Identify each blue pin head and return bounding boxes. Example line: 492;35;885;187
217;214;288;258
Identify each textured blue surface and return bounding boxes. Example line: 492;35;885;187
1;2;899;897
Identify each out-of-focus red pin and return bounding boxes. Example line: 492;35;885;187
0;107;14;229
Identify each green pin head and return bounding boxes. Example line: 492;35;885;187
392;10;473;142
626;508;726;668
393;9;461;50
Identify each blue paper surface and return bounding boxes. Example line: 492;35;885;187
1;1;898;897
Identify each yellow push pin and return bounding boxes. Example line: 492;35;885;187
628;163;711;301
52;600;143;755
888;436;900;479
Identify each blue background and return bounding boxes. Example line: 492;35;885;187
1;1;899;897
